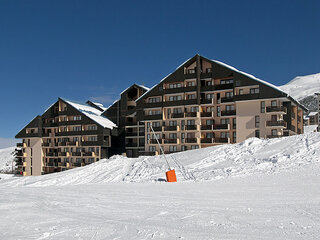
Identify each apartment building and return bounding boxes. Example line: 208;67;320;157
15;98;118;176
132;54;306;155
102;84;149;157
16;54;307;174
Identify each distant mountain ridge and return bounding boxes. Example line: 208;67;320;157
279;73;320;112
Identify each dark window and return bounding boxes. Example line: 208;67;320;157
261;101;265;113
250;88;259;94
233;118;236;129
255;116;260;128
255;130;260;138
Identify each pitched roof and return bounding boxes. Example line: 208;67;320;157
60;98;117;129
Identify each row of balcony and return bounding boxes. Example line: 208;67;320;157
145;110;236;120
42;141;108;147
147;137;230;145
45;151;97;157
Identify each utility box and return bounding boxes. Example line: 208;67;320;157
166;169;177;182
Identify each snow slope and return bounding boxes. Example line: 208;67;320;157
279;73;320;100
2;132;320;186
1;133;320;239
0;147;15;173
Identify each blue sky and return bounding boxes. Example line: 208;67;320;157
0;0;319;143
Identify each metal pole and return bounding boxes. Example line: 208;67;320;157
150;125;171;170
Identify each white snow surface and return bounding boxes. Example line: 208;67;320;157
0;147;15;173
279;73;320;100
304;125;318;133
63;98;117;129
1;133;320;239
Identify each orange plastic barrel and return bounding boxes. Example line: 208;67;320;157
166;169;177;182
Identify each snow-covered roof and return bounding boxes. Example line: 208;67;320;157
90;102;107;111
211;59;289;97
103;99;120;112
308;112;318;116
61;98;117;129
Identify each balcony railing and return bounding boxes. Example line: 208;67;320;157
164;126;177;131
266;120;286;127
126;143;138;147
221;110;236;116
185;112;197;118
220;97;234;103
234;93;260;101
170;113;184;119
215;138;229;143
266;106;286;113
185;138;197;143
143;114;163;120
185;125;197;130
213;124;229;130
201;138;213;143
201;125;213;130
214;83;234;90
149;139;161;144
150;126;162;132
163;139;178;144
201;112;212;117
200;98;213;104
126;132;138;137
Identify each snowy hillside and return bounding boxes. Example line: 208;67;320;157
279;73;320;101
1;132;320;239
0;147;15;173
2;132;320;186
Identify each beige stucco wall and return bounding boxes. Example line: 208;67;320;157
24;138;43;176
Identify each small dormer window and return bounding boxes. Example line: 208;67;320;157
206;68;212;73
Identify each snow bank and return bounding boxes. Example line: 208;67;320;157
2;132;320;187
0;147;15;173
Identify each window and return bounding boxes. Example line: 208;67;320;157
239;89;243;95
206;119;214;125
250;88;259;94
158;86;163;91
190;106;199;112
255;116;260;128
205;80;212;86
181;145;187;151
148;109;161;115
187;94;196;100
271;129;277;136
226;105;235;111
221;132;230;139
73;137;79;142
88;158;95;163
206;132;213;138
233;132;236;143
187;120;195;125
73;116;82;121
225;92;233;98
88;136;98;141
148;97;161;103
255;130;260;138
169;145;177;152
261;101;265;113
169;83;182;89
206;68;212;73
149;146;156;152
88;147;95;152
188;69;195;74
220;79;234;84
186;81;196;87
271;100;277;107
206;93;214;100
217;106;221;117
173;108;182;113
206;106;214;112
152;121;161;127
169;121;177;126
72;126;81;131
233;118;236;129
191;145;199;150
169;95;182;101
221;118;230;125
88;125;97;131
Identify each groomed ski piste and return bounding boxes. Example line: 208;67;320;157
1;132;320;239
